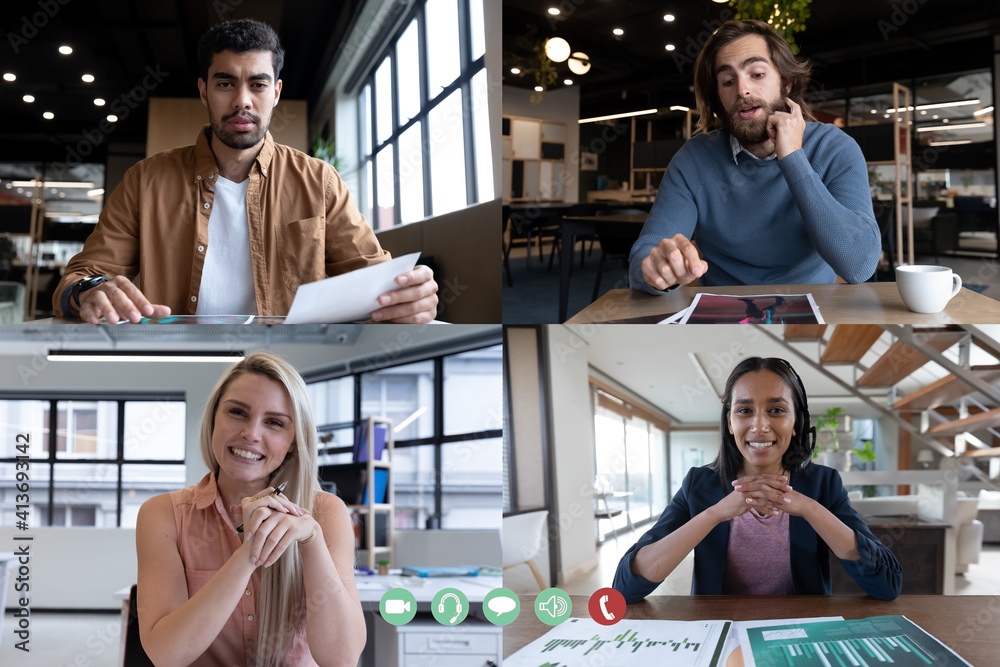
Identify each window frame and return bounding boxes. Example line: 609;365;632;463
304;331;502;529
0;391;186;528
355;0;487;229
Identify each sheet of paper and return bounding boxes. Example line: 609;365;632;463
721;616;842;667
678;293;825;325
737;615;973;667
658;306;691;324
284;252;420;324
505;617;730;667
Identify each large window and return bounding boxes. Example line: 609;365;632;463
0;395;186;528
356;0;492;229
306;340;502;530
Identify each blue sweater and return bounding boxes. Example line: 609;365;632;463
629;124;881;292
612;464;902;603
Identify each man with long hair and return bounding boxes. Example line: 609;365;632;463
630;20;880;293
55;19;438;323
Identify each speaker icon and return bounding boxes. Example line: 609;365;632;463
534;588;572;625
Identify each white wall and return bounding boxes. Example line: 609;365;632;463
503;85;581;203
544;327;597;582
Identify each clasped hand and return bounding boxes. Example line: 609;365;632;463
232;487;317;568
712;474;809;522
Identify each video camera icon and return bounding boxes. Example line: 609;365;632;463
385;599;411;615
379;588;417;626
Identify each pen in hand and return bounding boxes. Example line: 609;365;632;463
237;481;287;534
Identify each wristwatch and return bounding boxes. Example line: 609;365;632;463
66;274;109;314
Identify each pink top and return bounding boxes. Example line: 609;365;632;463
721;508;794;595
169;473;317;666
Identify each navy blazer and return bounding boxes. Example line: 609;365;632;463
613;464;901;603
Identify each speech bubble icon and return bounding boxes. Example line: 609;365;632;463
487;595;516;617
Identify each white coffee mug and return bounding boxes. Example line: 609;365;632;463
895;265;962;314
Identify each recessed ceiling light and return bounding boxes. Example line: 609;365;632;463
664;14;675;21
547;7;560;15
107;114;118;122
510;67;521;74
81;74;95;83
665;44;676;51
564;79;573;85
932;114;939;119
59;193;65;198
94;98;105;106
613;28;624;36
534;86;543;92
58;45;73;55
43;111;54;119
870;109;877;114
920;110;927;115
22;94;34;103
2;73;15;82
942;118;949;123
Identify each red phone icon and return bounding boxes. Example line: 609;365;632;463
588;588;625;626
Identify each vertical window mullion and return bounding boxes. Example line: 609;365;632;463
368;78;379;229
47;399;56;526
433;356;444;529
116;400;125;528
390;50;402;228
457;0;477;204
418;3;433;218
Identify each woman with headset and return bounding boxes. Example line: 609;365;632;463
613;357;902;603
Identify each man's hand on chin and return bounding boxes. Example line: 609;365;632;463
371;265;439;323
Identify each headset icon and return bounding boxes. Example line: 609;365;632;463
438;592;463;624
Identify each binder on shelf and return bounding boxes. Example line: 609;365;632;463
352;420;387;462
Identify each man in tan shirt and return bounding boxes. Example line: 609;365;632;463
55;18;438;323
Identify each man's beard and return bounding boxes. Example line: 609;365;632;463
208;107;270;150
721;94;788;147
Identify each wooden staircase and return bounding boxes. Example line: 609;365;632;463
781;325;1000;476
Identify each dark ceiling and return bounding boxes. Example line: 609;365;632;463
503;0;1000;118
0;0;363;165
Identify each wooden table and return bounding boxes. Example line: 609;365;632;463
560;213;648;321
504;595;997;664
567;283;1000;324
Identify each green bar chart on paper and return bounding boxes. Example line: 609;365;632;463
504;617;731;667
741;616;972;667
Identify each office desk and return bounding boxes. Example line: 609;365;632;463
357;574;503;667
567;283;1000;324
356;573;502;610
504;595;995;664
560;213;647;322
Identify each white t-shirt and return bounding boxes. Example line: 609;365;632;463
196;175;258;315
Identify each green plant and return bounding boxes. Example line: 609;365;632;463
729;0;813;54
310;133;344;173
815;407;842;451
378;559;390;566
855;440;876;463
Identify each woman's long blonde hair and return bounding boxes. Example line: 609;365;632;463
200;352;320;667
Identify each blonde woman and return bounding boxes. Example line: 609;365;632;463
136;352;365;666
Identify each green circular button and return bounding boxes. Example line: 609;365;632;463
379;588;417;626
482;587;520;625
431;587;469;626
534;587;572;625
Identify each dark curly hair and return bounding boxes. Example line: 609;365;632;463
197;18;285;82
712;356;816;489
693;20;815;136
